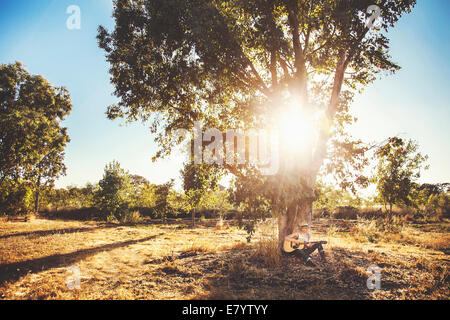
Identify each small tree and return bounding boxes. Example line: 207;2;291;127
409;183;450;220
129;174;157;208
181;163;221;226
95;161;133;221
314;180;363;213
373;137;428;225
203;189;233;219
167;189;188;216
50;188;70;211
425;193;449;220
153;180;175;222
229;168;272;241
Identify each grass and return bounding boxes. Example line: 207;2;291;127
120;211;144;225
348;217;450;250
0;216;448;300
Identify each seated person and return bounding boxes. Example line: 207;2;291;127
284;224;326;266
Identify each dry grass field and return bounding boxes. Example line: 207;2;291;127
0;217;448;300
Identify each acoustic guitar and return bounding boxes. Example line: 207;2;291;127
282;240;327;253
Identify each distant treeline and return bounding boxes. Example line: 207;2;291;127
1;158;448;224
314;182;449;221
36;174;235;221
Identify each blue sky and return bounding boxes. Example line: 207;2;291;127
0;0;448;190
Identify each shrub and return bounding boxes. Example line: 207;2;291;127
313;207;331;219
106;214;119;224
95;161;133;221
0;179;33;215
252;237;281;268
40;207;101;221
425;193;449;220
120;210;143;225
356;207;383;219
332;206;358;220
215;217;230;230
153;180;174;222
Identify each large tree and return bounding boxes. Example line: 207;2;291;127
98;0;416;247
0;62;72;214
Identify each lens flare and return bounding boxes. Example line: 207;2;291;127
276;100;317;158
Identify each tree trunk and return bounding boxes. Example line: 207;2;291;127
34;176;41;214
278;198;313;250
387;203;393;230
34;190;40;214
192;209;195;227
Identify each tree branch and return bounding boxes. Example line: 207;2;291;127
286;2;307;98
311;27;370;176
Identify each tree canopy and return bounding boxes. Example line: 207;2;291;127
98;0;416;245
0;62;72;214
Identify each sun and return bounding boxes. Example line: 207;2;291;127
276;100;317;155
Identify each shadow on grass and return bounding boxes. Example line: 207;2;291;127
191;244;405;300
0;233;163;286
39;207;102;221
0;224;118;240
